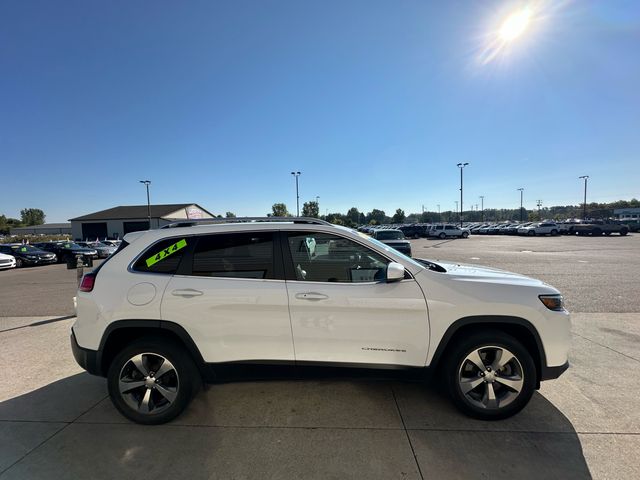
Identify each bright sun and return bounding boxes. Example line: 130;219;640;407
499;8;531;41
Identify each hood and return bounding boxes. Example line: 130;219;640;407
435;261;551;288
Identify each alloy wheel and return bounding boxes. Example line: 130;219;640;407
118;353;179;415
458;346;524;410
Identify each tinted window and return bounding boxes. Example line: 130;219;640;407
287;232;388;283
133;237;189;274
192;232;274;279
375;230;405;240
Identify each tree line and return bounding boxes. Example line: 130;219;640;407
0;208;46;234
267;198;640;227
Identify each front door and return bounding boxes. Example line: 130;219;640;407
283;231;429;367
160;231;294;363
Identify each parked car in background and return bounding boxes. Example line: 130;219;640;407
0;252;17;270
371;229;412;256
101;239;123;247
573;219;629;236
0;244;57;267
429;224;470;239
34;241;98;263
77;241;117;258
398;224;429;239
517;222;559;236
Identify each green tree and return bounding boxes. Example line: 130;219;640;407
225;212;236;218
392;208;406;223
302;201;319;218
366;209;386;225
20;208;46;226
271;203;290;217
346;207;360;225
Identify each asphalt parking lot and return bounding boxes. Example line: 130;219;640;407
1;234;639;479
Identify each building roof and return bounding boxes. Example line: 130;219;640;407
69;204;211;221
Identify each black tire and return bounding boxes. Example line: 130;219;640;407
528;230;535;236
604;232;611;236
439;232;446;239
550;230;558;236
107;336;200;425
620;228;628;236
443;330;536;420
461;231;469;238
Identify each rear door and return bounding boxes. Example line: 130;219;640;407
160;231;294;363
283;230;429;367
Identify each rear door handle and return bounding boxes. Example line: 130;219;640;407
295;292;329;301
171;289;204;298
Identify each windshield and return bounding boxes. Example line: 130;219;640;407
62;242;83;249
376;230;405;240
11;245;42;253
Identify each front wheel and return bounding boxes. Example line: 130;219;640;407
439;232;446;239
550;230;558;236
528;230;535;236
443;331;536;420
107;337;200;425
15;258;23;268
461;231;469;238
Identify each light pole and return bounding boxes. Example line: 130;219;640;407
479;196;484;222
536;200;543;219
290;171;301;216
139;180;151;228
437;204;441;222
457;163;469;227
316;196;320;218
579;175;589;220
517;188;524;222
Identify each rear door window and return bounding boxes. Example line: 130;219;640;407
191;232;275;279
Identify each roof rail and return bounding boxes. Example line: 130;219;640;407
161;216;332;229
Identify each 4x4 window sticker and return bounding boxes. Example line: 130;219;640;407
145;238;188;267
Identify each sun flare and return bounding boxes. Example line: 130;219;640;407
499;8;532;42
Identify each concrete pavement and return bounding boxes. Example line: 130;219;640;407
1;313;639;479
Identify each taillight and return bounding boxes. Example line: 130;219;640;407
79;273;96;292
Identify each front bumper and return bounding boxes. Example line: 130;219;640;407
70;330;102;376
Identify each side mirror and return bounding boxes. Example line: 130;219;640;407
386;262;405;282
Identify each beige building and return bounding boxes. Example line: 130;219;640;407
69;204;214;240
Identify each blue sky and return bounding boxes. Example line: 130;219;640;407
1;0;638;222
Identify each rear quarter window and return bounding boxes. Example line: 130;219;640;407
132;237;189;274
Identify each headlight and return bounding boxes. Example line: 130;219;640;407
539;294;565;311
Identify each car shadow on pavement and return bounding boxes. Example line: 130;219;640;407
0;373;592;479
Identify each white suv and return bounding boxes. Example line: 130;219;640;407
71;218;570;424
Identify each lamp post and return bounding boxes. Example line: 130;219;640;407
437;204;441;222
579;176;589;220
139;180;151;228
315;196;320;218
290;171;301;216
517;188;524;222
457;163;469;227
479;196;484;222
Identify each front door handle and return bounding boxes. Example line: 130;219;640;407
295;292;329;301
171;289;204;298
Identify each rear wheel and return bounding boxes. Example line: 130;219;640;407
107;337;200;425
443;331;536;420
439;232;446;239
620;228;629;236
550;229;558;236
592;228;602;236
461;231;469;238
528;230;535;236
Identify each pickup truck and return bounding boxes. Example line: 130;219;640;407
573;220;629;236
